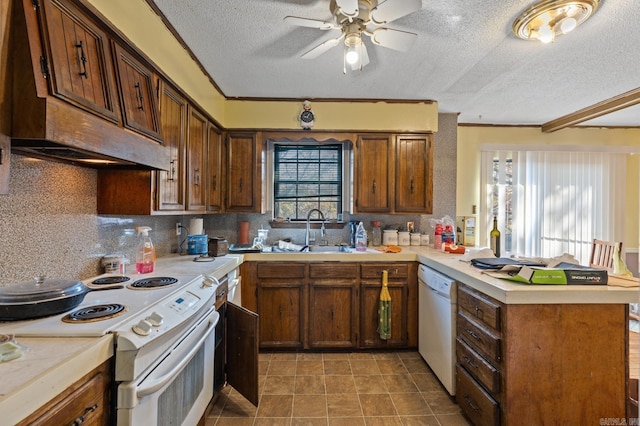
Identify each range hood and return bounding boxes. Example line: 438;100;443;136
9;0;170;170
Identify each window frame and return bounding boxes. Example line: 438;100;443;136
265;137;352;222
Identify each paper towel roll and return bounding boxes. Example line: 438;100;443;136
189;218;204;235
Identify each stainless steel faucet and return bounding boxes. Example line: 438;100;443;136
305;209;326;246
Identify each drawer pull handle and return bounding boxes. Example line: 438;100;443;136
474;305;483;318
72;403;98;425
463;354;478;369
464;395;481;412
466;328;481;341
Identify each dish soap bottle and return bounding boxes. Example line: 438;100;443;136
135;226;156;274
355;221;367;252
490;216;501;257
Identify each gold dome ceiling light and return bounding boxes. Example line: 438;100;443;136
513;0;600;44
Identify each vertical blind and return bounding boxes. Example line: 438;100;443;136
481;148;627;264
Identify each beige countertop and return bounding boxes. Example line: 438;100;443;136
2;249;635;423
0;335;113;425
244;245;638;305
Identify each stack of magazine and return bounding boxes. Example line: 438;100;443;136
471;258;608;285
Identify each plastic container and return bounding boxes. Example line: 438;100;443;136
135;226;156;274
187;234;208;255
383;229;398;245
434;223;443;250
398;231;410;246
442;225;455;245
371;221;382;246
355;222;367;252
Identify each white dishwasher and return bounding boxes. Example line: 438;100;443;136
418;264;457;395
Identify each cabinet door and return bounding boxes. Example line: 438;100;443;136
258;283;304;349
41;0;119;123
16;360;111;426
226;132;260;212
112;43;161;141
186;107;207;211
354;134;392;212
156;83;185;211
394;134;433;213
207;123;224;212
360;281;408;348
227;302;259;406
309;282;358;348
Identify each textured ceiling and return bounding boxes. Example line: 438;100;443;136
148;0;640;127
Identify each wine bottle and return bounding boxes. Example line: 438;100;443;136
490;216;501;257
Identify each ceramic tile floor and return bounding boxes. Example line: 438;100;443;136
206;351;470;426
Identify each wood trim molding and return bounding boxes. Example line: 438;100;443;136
542;87;640;133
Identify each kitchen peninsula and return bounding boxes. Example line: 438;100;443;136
0;248;635;424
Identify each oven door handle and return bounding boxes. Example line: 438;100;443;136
136;310;217;398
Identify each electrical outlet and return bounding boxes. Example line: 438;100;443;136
176;222;181;236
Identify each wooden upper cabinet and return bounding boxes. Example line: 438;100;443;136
354;134;392;213
186;107;207;211
112;43;161;141
40;0;119;123
226;132;261;213
207;123;224;212
156;82;186;211
394;134;433;214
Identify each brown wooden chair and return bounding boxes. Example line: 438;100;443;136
589;239;623;272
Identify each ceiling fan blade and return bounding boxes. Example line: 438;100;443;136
370;0;422;25
301;37;341;59
283;16;337;30
370;27;417;51
335;0;359;17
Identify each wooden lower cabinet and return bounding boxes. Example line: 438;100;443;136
360;263;409;348
243;261;417;350
456;283;629;425
256;263;306;349
17;359;111;426
309;263;359;349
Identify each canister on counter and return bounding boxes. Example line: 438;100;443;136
420;233;430;245
410;232;421;246
102;255;126;274
398;231;410;246
382;229;398;246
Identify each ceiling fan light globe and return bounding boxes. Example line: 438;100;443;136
560;17;577;33
345;47;359;64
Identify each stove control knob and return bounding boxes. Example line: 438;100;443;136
146;312;164;327
202;275;219;288
132;319;153;336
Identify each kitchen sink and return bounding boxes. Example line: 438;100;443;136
265;245;355;253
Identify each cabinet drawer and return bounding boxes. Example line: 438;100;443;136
257;263;305;279
310;263;357;279
456;364;500;426
457;311;501;363
458;285;502;331
456;337;500;394
361;263;408;279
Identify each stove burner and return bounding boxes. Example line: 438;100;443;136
62;304;126;323
129;276;178;289
92;276;130;285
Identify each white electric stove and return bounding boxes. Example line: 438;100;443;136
0;271;223;426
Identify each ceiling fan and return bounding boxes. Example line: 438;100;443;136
284;0;422;72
